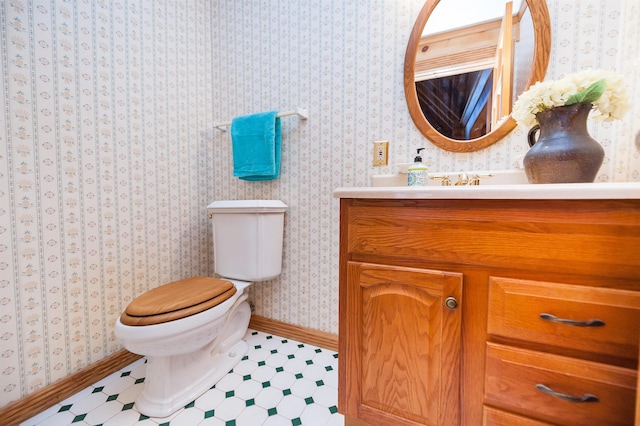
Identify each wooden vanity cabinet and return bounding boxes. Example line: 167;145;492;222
338;198;640;426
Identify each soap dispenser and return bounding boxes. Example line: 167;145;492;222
408;148;428;186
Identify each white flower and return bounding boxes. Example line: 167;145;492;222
512;69;631;128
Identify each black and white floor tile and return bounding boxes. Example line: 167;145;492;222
21;330;343;426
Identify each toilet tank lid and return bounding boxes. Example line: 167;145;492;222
207;200;287;213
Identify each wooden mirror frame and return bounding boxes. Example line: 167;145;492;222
404;0;551;152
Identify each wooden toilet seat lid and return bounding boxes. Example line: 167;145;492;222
120;276;236;326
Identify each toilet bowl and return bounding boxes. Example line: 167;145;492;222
114;200;287;418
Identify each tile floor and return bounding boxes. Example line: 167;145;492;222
21;330;344;426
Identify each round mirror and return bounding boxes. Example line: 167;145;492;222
404;0;551;152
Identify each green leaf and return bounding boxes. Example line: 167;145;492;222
565;79;606;105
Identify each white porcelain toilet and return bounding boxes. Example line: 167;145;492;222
114;200;287;418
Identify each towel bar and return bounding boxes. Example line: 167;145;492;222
214;108;308;131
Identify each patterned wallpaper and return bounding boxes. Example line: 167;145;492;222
1;0;639;407
1;0;215;406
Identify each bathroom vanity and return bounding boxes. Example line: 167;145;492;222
334;183;640;426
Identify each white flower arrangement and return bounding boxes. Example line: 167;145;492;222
512;69;631;128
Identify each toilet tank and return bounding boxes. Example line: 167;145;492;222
207;200;287;281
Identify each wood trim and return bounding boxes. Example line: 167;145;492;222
345;414;373;426
415;18;501;81
0;349;142;426
249;314;339;352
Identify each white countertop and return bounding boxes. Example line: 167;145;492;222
333;182;640;200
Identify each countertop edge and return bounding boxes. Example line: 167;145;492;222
333;182;640;200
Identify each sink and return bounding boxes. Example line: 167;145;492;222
371;169;529;187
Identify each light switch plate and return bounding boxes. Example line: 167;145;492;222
373;141;389;166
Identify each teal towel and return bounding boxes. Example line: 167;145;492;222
231;111;281;181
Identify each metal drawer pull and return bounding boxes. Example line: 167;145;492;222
535;384;599;403
539;313;605;327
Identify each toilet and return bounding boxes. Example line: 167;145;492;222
114;200;287;418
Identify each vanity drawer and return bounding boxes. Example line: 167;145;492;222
487;277;640;361
483;406;553;426
485;343;637;426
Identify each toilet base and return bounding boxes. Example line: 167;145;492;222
136;340;249;418
133;299;251;418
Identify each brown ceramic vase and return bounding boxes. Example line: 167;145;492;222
524;102;604;184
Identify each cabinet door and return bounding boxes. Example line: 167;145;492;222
340;262;463;426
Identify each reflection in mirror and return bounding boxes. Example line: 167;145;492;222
416;1;526;140
404;0;550;152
